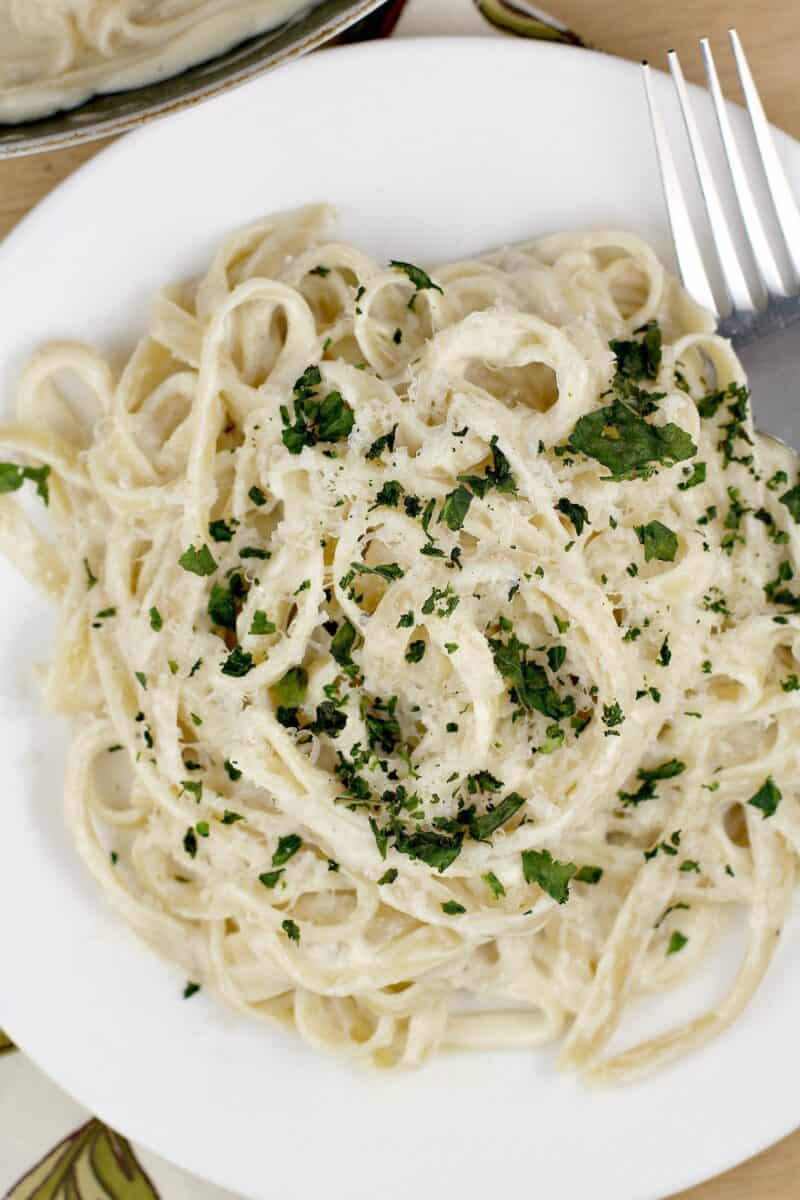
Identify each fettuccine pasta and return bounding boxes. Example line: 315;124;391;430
2;205;799;1079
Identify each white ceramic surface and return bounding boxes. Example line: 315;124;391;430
1;37;799;1200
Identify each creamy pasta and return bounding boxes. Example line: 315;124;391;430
1;205;799;1079
0;0;309;123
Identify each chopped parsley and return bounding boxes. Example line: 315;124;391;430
764;560;800;611
575;865;603;884
636;520;678;562
469;791;525;842
441;900;466;915
521;849;576;905
259;869;284;889
457;436;517;497
281;367;355;454
721;486;750;555
678;462;707;491
183;982;201;1000
421;584;459;618
330;618;358;671
208;571;247;631
667;930;689;956
602;701;625;730
547;645;566;672
655;901;690;929
272;667;308;715
0;461;50;505
640;758;686;781
393;829;462;873
568;399;696;481
282;919;300;943
372;480;404;509
439;484;473;531
179;543;217;576
389;260;444;302
779;483;800;524
365;425;397;460
149;606;163;631
377;868;398;885
250;610;276;635
609;320;662;383
405;640;426;663
248;486;267;507
224;759;242;781
482;870;506;899
272;834;303;866
618;759;685;807
341;561;405;592
310;700;348;738
221;646;255;677
715;383;753;468
556;497;590;536
747;776;782;819
209;518;237;542
489;631;575;721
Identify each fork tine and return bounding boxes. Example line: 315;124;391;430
700;37;787;298
641;63;718;316
729;28;800;284
668;49;755;315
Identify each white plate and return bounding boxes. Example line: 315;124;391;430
1;37;800;1200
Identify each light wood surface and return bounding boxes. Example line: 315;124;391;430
0;3;798;1197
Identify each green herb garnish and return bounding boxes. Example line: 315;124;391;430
568;399;696;481
221;646;255;677
521;849;576;905
179;543;217;576
556;497;590;535
636;520;678;562
0;461;50;505
747;776;782;819
272;833;303;866
250;610;276;635
667;930;688;955
440;484;473;531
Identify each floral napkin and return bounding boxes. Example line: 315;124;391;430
0;1;584;1196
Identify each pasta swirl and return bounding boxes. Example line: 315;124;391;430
2;205;799;1077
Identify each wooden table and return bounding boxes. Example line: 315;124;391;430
0;3;798;1197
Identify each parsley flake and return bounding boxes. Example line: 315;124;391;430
179;543;217;576
636;520;678;562
521;849;577;905
747;776;782;819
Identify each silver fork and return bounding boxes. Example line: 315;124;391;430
642;30;800;448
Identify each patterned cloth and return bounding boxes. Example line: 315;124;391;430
1;2;584;1194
